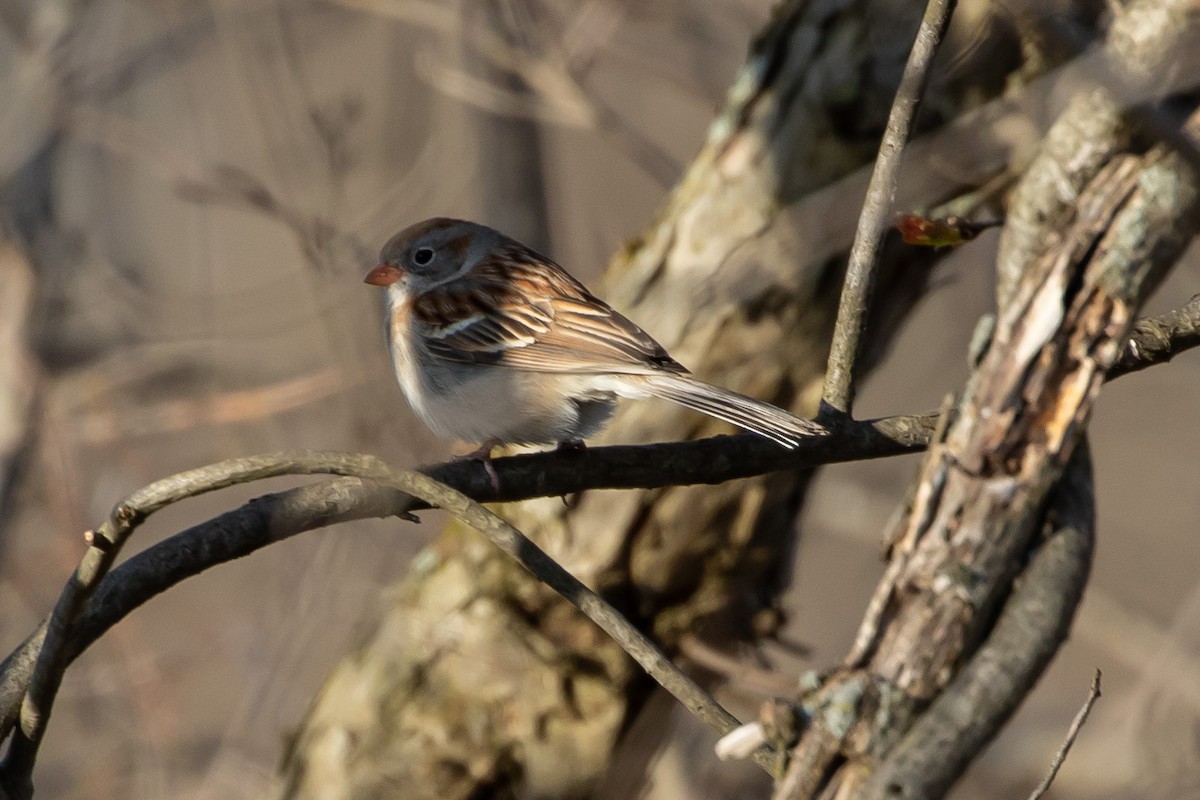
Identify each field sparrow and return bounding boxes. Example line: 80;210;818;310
365;218;823;466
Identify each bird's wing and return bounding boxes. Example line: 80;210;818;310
412;243;687;375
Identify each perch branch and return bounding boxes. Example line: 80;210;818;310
0;411;925;748
821;0;957;415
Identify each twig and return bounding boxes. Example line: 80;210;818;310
1027;670;1103;800
1110;293;1200;378
821;0;957;416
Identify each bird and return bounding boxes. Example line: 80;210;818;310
365;218;823;478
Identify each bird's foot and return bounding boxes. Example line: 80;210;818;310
455;439;501;494
555;440;586;510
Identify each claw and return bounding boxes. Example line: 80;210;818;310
455;439;501;494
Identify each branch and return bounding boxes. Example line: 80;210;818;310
994;0;1200;304
328;463;770;770
362;469;775;772
0;415;927;746
1110;293;1200;378
0;455;770;788
821;0;957;415
1009;1;1200;178
1027;669;1102;800
855;442;1096;799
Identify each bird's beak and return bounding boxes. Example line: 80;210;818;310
364;264;404;286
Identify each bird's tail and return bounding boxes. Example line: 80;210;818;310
637;373;824;448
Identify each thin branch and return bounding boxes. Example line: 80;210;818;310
353;465;775;773
1027;669;1103;800
821;0;957;416
1110;293;1200;378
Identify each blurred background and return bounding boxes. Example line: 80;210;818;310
0;1;1197;798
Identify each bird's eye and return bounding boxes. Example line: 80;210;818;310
413;247;435;266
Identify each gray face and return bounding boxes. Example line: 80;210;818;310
377;217;500;292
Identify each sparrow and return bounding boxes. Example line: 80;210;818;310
365;218;823;473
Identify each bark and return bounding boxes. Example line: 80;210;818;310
272;2;1090;799
858;443;1095;800
773;1;1200;788
995;0;1200;303
1112;293;1200;376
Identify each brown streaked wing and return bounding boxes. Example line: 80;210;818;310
414;245;687;375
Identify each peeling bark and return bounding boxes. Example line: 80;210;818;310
777;102;1200;800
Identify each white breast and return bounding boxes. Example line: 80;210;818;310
386;285;437;428
383;283;615;445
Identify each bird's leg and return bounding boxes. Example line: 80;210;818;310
455;439;501;493
555;440;586;511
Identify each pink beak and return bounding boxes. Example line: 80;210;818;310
364;264;404;286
